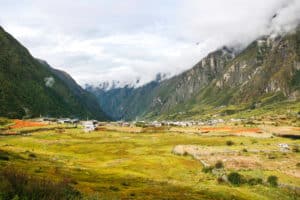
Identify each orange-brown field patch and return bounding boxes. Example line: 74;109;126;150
10;119;46;129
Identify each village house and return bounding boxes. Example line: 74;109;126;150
70;119;80;124
82;121;96;132
279;143;290;152
151;121;162;127
57;118;71;124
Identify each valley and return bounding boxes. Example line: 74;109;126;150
0;119;299;199
0;2;300;199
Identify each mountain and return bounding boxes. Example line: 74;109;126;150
89;72;170;91
0;26;108;120
87;80;160;120
89;28;300;121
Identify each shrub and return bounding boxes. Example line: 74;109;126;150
121;182;130;186
55;128;65;133
0;150;9;161
296;163;300;168
268;153;276;159
226;140;234;146
109;186;120;191
247;178;263;186
292;145;299;153
0;154;9;161
242;148;248;152
246;120;255;125
267;175;278;187
202;166;214;173
228;172;243;186
0;167;81;200
217;176;225;184
29;153;36;158
251;139;258;144
215;160;224;169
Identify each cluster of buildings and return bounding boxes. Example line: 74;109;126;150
37;117;99;133
115;118;231;128
36;116;248;133
146;119;229;127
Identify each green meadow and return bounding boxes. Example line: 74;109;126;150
0;125;299;199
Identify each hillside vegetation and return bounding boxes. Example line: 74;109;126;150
0;26;108;120
90;29;300;121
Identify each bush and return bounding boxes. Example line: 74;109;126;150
109;186;120;191
0;155;9;161
55;128;65;133
296;163;300;168
242;148;248;153
0;150;9;161
0;167;81;200
268;153;276;159
267;175;278;187
202;166;214;173
28;153;36;158
247;178;263;185
251;139;258;144
228;172;243;186
215;160;224;169
292;145;299;153
217;176;225;184
226;140;234;146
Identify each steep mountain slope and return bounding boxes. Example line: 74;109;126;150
0;26;108;120
87;80;160;120
90;29;300;121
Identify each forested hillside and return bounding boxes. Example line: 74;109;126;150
0;26;108;120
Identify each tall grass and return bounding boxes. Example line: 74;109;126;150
0;167;81;200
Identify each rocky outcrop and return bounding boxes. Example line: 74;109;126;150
90;28;300;120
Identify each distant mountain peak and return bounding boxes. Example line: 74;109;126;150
86;72;170;91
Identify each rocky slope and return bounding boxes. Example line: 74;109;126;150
0;26;108;120
89;29;300;121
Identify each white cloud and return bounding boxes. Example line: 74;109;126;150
0;0;299;87
269;0;300;34
44;76;55;87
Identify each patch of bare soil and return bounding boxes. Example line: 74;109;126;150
172;145;300;175
10;120;46;129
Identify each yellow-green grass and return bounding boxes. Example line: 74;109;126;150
0;126;299;199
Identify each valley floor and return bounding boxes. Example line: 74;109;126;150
0;121;299;199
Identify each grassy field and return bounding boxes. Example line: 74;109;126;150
0;122;299;199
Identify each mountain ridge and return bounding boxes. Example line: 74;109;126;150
89;29;300;121
0;26;109;120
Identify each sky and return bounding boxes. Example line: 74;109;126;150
0;0;300;87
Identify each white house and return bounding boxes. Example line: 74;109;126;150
57;118;71;124
279;143;290;152
82;121;95;133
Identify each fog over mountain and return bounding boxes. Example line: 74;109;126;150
0;0;299;87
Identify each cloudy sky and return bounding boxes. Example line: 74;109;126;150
0;0;299;87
